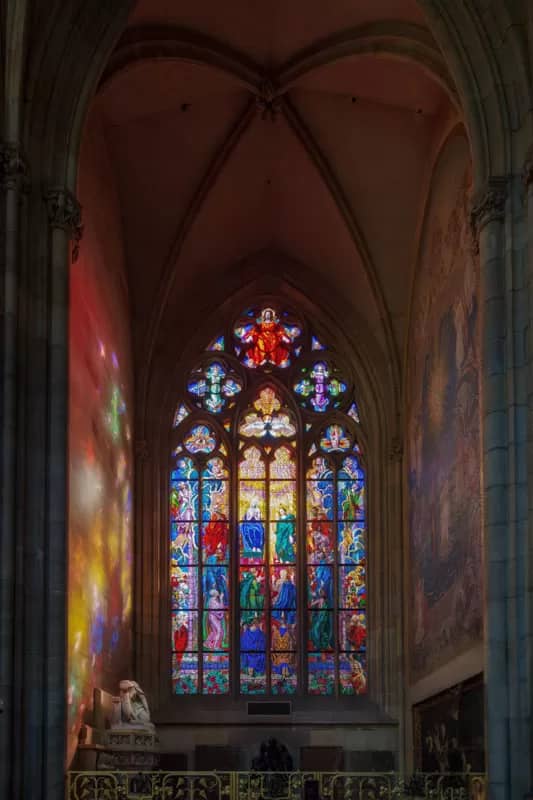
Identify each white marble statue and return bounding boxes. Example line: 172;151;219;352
110;680;155;732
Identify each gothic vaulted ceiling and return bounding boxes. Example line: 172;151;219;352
88;0;462;376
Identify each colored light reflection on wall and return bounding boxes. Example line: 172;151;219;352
67;258;133;766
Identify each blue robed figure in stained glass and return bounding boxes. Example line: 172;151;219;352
272;569;297;624
240;621;266;673
241;497;265;554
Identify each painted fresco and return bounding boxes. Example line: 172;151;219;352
67;252;133;764
408;134;482;682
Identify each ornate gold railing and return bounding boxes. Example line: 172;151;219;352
66;771;486;800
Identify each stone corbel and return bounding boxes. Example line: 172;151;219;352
0;142;29;192
470;178;507;249
45;187;83;262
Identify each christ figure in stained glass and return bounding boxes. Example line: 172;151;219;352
236;308;299;368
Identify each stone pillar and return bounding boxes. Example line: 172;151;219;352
0;177;81;799
473;175;533;800
523;149;533;799
43;188;82;797
0;141;29;799
472;180;509;800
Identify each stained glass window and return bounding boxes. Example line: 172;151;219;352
171;450;230;695
174;403;190;427
234;307;301;368
294;361;347;412
188;361;242;414
169;303;367;698
306;451;367;695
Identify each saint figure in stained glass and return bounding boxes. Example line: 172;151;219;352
188;361;242;414
271;569;297;625
204;590;226;649
241;498;265;555
273;505;296;562
235;307;301;368
294;362;347;412
202;493;228;561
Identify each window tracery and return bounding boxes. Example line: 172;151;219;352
170;303;367;698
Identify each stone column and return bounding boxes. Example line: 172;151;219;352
43;188;82;798
0;141;29;799
1;181;81;800
523;149;533;799
471;180;509;800
473;174;533;800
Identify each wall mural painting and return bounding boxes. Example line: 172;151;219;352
68;261;133;765
408;138;482;682
413;675;485;773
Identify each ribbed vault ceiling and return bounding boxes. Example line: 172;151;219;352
91;0;461;373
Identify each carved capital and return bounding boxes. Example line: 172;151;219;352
470;178;506;241
45;188;83;261
389;436;403;463
255;79;283;121
0;142;29;192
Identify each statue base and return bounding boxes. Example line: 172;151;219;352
96;729;159;770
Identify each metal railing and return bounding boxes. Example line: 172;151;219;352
66;771;486;800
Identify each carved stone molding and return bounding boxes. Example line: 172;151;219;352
45;187;83;261
470;178;507;241
255;79;283;121
0;142;29;192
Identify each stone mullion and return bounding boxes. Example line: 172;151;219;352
472;180;509;800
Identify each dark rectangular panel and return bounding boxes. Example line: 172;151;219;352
247;701;291;716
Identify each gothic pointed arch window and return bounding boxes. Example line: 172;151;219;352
170;304;367;698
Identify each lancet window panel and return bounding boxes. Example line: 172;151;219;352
168;302;367;699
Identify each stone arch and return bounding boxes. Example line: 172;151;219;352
136;270;402;719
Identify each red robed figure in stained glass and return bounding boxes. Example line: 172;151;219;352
173;615;188;667
203;496;228;558
238;308;295;368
